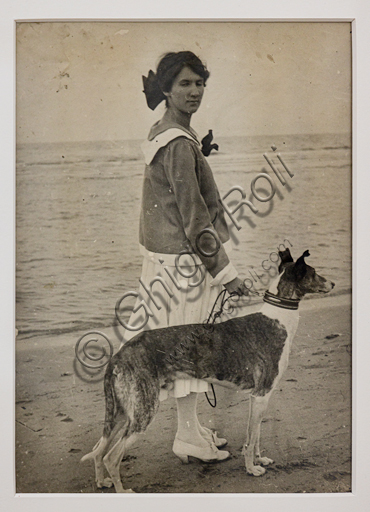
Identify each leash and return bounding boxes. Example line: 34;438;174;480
204;286;260;407
205;281;265;328
204;289;233;407
205;384;217;407
203;280;298;406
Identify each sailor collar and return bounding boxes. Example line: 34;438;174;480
141;127;200;165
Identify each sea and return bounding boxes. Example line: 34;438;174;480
16;133;352;338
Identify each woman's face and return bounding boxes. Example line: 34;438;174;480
165;66;205;115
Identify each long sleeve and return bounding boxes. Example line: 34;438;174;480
162;137;236;281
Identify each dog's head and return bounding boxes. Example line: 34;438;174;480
277;249;335;299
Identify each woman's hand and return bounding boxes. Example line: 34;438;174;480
224;277;249;296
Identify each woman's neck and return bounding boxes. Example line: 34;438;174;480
162;108;192;129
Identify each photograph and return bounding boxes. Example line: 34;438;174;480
15;21;352;494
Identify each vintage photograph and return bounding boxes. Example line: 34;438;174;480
16;21;352;493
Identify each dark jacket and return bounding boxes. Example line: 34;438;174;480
139;122;237;283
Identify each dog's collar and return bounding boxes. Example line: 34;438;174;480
263;291;300;310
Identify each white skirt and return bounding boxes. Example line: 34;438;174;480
121;245;228;400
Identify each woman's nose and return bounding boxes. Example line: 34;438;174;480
189;84;200;97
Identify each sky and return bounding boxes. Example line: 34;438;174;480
16;21;352;143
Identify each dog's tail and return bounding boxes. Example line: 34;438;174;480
102;365;117;438
80;367;118;464
80;437;105;463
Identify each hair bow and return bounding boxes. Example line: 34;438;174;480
142;70;166;111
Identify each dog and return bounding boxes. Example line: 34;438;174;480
81;248;334;492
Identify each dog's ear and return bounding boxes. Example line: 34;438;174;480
293;250;310;279
278;248;294;273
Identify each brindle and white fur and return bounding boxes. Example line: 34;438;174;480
81;249;334;492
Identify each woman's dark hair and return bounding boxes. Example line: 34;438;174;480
156;51;210;93
142;51;210;110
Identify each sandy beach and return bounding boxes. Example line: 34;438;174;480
16;292;351;494
15;134;352;495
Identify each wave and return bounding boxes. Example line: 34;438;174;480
322;145;351;150
17;320;115;340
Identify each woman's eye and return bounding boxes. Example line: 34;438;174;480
178;81;203;87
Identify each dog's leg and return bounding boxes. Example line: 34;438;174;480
243;394;272;476
92;436;113;489
254;419;274;467
103;433;137;493
81;415;127;489
102;381;155;493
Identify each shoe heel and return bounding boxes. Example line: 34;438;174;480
174;453;189;464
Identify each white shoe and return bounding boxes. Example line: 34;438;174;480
173;438;230;464
201;427;228;448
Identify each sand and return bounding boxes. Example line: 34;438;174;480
15;292;351;494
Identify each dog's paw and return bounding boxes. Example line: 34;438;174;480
97;477;113;488
256;456;274;466
247;465;266;477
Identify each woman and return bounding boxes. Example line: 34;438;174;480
123;51;246;463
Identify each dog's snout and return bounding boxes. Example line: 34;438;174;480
331;281;335;288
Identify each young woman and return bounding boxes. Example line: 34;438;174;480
123;51;246;463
